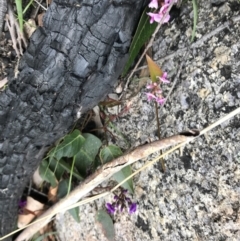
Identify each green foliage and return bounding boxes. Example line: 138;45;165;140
49;129;85;161
74;133;102;176
122;6;158;76
100;145;123;164
15;0;23;32
68;205;80;223
100;145;134;193
39;160;58;187
56;179;80;223
96;210;115;241
191;0;198;42
113;166;134;194
40;131;134;222
15;0;34;32
50;158;83;181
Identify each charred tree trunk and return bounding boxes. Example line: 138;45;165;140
0;0;7;36
0;0;146;239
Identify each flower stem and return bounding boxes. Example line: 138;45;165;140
155;102;166;172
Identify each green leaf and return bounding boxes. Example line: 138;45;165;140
100;145;134;193
68;207;80;223
100;145;123;164
96;210;115;241
56;179;80;223
48;158;65;181
15;0;23;32
146;54;163;82
122;7;158;76
113;166;134;194
191;0;198;42
57;179;69;199
49;158;84;181
74;133;102;176
59;159;84;181
50;130;85;161
39;160;58;187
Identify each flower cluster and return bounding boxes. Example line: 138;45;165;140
106;188;137;215
147;0;178;24
146;72;170;105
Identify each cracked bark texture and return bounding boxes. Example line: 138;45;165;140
0;0;7;36
0;0;146;239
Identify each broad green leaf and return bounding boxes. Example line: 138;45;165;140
58;159;84;181
96;210;115;241
146;54;163;82
48;158;65;181
48;156;83;181
51;130;85;161
39;160;58;187
68;207;80;223
100;145;134;193
122;7;158;76
113;166;134;194
74;133;102;176
100;145;123;164
57;179;69;199
56;179;80;223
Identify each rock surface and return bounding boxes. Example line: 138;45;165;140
55;1;240;240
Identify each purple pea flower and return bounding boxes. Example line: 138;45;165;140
145;71;170;105
148;0;158;9
146;92;157;101
105;188;137;215
106;203;116;214
129;203;137;214
147;12;162;24
156;97;166;105
147;0;178;24
158;72;170;83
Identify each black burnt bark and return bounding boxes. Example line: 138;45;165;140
0;0;146;239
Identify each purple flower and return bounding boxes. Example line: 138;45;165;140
105;188;137;215
147;12;162;24
106;203;116;214
129;203;137;214
146;92;157;101
18;200;27;209
147;0;178;24
158;4;171;23
158;72;170;83
148;0;158;9
156;97;166;105
146;82;158;89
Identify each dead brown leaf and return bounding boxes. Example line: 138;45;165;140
18;196;44;228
